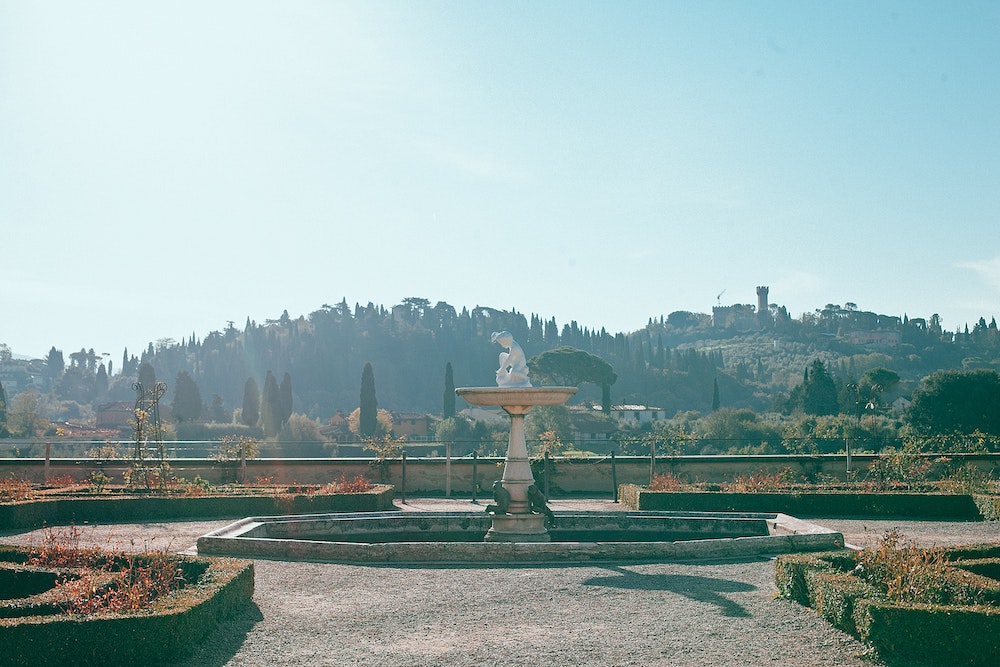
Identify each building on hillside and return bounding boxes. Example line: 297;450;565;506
321;410;352;442
458;407;506;425
391;412;436;441
609;405;665;427
569;410;617;452
845;329;900;348
711;303;759;330
0;357;46;395
712;286;772;331
96;402;134;431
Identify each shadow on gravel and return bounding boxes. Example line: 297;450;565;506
164;601;265;667
582;565;756;618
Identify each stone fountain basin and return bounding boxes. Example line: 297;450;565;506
197;510;843;565
456;386;577;407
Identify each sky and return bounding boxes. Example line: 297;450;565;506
2;1;998;361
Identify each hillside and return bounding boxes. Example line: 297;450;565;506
4;297;997;430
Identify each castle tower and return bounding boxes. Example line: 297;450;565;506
756;286;769;314
756;286;771;327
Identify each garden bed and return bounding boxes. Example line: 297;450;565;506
775;539;1000;666
0;484;395;531
0;543;254;666
618;484;990;519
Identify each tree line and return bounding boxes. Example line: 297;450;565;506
1;296;999;446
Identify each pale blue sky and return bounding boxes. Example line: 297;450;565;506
2;1;998;360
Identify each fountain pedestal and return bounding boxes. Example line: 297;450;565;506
456;387;576;543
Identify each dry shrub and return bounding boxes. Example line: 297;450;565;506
26;526;186;615
326;474;373;494
57;553;185;615
47;474;78;487
854;529;982;606
0;475;34;502
648;472;690;492
721;467;796;493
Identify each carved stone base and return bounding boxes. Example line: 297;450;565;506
484;513;551;543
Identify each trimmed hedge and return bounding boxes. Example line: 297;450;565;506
776;547;1000;666
618;484;985;519
0;546;254;666
0;485;395;531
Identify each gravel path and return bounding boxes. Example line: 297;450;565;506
2;502;996;666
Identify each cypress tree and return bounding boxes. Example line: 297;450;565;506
241;377;260;428
802;359;839;416
279;372;293;428
172;370;203;423
711;377;720;411
261;371;281;437
46;347;65;382
0;380;8;435
137;362;157;390
95;363;109;397
359;362;378;438
443;362;456;419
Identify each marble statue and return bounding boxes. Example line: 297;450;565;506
484;480;511;515
491;331;531;387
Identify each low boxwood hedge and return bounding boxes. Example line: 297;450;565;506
776;546;1000;666
619;484;985;519
0;485;395;531
0;545;253;666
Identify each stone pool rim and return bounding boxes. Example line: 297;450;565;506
196;510;844;565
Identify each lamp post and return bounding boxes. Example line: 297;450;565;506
846;382;883;477
846;384;863;475
865;384;883;451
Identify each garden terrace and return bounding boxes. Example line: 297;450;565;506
0;484;394;531
0;543;253;667
775;538;1000;666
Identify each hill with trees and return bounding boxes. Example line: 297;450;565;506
1;295;999;449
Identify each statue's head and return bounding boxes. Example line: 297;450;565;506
491;331;513;347
492;480;503;489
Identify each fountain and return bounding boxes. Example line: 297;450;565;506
198;333;843;563
456;330;576;542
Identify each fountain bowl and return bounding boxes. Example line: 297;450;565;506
197;509;843;565
456;386;577;409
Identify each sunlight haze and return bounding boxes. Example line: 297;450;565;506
2;1;998;360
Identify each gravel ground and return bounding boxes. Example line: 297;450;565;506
2;501;996;667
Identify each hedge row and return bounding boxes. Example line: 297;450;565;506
0;546;254;666
618;484;989;519
0;485;395;531
775;549;1000;666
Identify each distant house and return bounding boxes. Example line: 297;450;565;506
569;410;617;451
891;396;912;414
846;330;900;348
0;357;46;394
96;402;134;431
609;405;666;427
458;407;506;425
712;304;759;330
391;412;436;441
321;410;353;442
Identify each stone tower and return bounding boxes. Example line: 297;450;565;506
756;286;769;314
756;286;770;326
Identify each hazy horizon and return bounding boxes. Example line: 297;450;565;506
3;2;998;360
